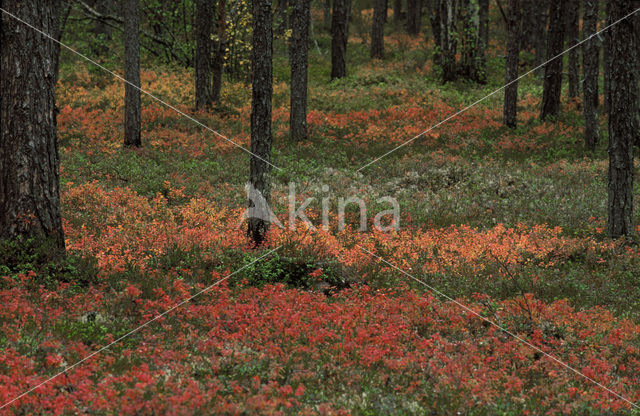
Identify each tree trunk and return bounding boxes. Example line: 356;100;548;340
394;0;403;22
565;0;580;98
603;0;611;114
428;0;441;65
607;0;637;239
324;0;332;28
438;0;459;83
248;0;274;246
371;0;386;58
406;0;421;34
582;0;599;150
195;0;214;110
0;0;65;251
479;0;489;53
331;0;350;79
460;0;485;83
123;0;141;147
503;0;520;128
539;0;565;120
533;0;548;78
290;0;310;141
212;0;227;104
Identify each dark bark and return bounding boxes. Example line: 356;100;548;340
565;0;580;98
0;0;65;251
603;0;611;114
503;0;520;128
479;0;489;51
406;0;421;34
428;0;441;65
249;0;274;246
212;0;227;104
533;0;548;78
123;0;141;147
324;0;331;28
539;0;565;120
582;0;599;150
290;0;310;140
607;0;637;239
371;0;386;58
195;0;214;110
394;0;403;22
331;0;350;79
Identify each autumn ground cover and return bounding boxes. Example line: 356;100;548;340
2;17;640;416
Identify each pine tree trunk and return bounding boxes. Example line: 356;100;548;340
394;0;403;22
607;0;637;239
195;0;214;110
249;0;274;246
582;0;599;150
503;0;520;128
603;0;611;114
123;0;141;147
371;0;386;58
290;0;310;141
212;0;227;104
533;0;548;78
539;0;565;120
331;0;350;79
438;0;459;83
406;0;421;34
0;0;65;251
565;0;580;98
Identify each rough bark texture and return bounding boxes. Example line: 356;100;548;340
565;0;580;98
331;0;349;79
437;0;459;83
459;0;486;83
607;0;637;239
195;0;214;110
539;0;565;120
290;0;310;141
0;0;65;250
212;0;227;104
371;0;386;58
533;0;548;78
249;0;274;246
582;0;599;150
503;0;520;128
406;0;421;34
603;0;610;113
123;0;141;147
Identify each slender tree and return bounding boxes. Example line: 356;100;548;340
607;0;637;239
603;0;611;113
0;0;65;251
195;0;214;110
212;0;227;103
290;0;310;140
539;0;565;120
503;0;520;128
406;0;421;34
371;0;387;58
123;0;141;147
565;0;580;98
582;0;599;150
331;0;350;79
248;0;274;245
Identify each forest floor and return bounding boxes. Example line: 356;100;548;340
2;23;640;416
